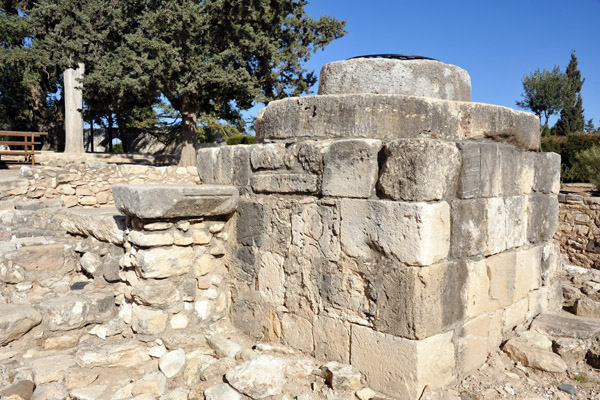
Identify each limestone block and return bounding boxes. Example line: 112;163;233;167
231;145;252;193
281;313;314;354
4;244;66;272
257;252;285;305
204;384;242;400
113;184;239;219
485;197;507;256
533;152;561;194
458;314;492;376
340;199;450;266
378;139;461;201
480;143;502;197
463;259;490;318
131;371;167;396
451;199;487;258
514;246;542;301
457;141;481;199
291;202;341;262
132;305;167;335
0;304;42;345
297;140;331;174
196;146;234;185
369;261;466;340
37;290;115;331
250;173;318;194
505;196;528;249
128;230;174;247
61;206;126;244
320;361;363;391
503;337;567;373
236;201;267;247
486;251;516;311
322;139;381;198
194;253;222;277
313;315;350;364
250;143;286;170
541;243;562;287
134;246;194;278
256;94;540;151
159;348;186;378
574;297;600;318
131;278;180;308
503;297;529;333
351;326;455;400
225;355;289;399
318;58;472;101
516;152;535;195
76;337;151;367
527;194;559;244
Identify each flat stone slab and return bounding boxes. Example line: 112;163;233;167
318;58;471;101
256;94;540;151
530;313;600;341
61;206;126;244
113;184;239;219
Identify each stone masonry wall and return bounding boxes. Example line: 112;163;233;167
0;163;198;207
196;138;563;399
557;193;600;269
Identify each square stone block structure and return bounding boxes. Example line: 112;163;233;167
196;58;562;399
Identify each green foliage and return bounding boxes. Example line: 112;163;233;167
226;135;256;145
541;133;600;182
516;66;566;128
585;119;597;133
576;146;600;190
554;51;586;135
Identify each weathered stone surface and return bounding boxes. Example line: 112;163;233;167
207;335;243;358
37;290;114;331
527;194;559;244
225;355;288;399
131;278;180;308
320;361;363;391
4;244;66;272
76;337;150;367
340;199;450;266
31;382;69;400
0;304;42;345
113;184;239;219
514;246;542;301
159;348;186;378
313;315;350;364
379;139;460;201
322;139;381;198
531;313;600;341
0;380;35;400
250;143;286;170
131;305;167;335
250;173;318;194
533;152;561;194
351;326;455;400
457;141;481;199
257;251;285;305
134;246;194;278
256;94;540;151
131;371;167;396
505;196;528;249
369;261;466;340
450;199;486;257
204;384;242;400
318;58;472;101
575;297;600;318
69;385;107;400
485;197;506;255
128;230;174;247
281;313;314;354
61;207;125;244
503;337;567;373
463;259;490;318
486;251;516;311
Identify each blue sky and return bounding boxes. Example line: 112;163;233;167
278;0;600;128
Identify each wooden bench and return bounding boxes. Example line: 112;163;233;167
0;131;48;165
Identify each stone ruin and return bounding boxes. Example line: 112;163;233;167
189;57;563;398
0;57;565;399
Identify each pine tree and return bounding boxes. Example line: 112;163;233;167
554;51;585;135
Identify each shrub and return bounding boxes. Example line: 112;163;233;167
226;135;256;145
576;146;600;190
541;132;600;182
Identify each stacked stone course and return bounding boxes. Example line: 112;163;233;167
0;162;198;207
196;58;563;399
557;194;600;269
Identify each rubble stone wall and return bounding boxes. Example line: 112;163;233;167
196;138;563;399
557;194;600;269
0;163;198;207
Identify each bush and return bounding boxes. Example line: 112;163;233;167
226;135;256;145
541;132;600;182
576;146;600;190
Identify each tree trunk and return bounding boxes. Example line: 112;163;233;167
64;64;85;153
107;115;114;153
179;98;198;167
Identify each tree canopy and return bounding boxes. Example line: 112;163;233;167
516;66;566;129
1;0;346;164
554;51;586;136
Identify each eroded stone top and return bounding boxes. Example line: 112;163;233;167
318;58;472;101
112;184;239;219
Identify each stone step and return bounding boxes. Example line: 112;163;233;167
530;312;600;341
61;206;126;245
1;241;75;283
0;303;42;345
35;289;116;332
13;198;64;211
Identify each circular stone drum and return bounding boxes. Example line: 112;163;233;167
318;58;472;102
